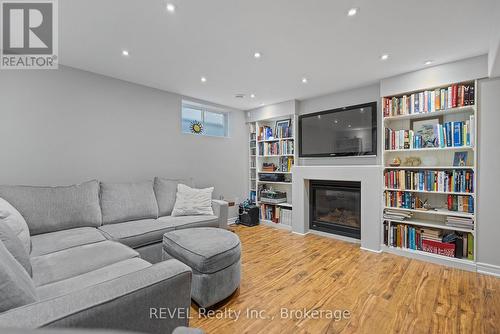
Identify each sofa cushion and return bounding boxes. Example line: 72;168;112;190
154;177;194;217
30;227;107;257
162;228;240;274
0;224;32;276
30;240;139;286
157;215;219;230
171;184;214;217
36;258;151;300
100;181;159;225
0;181;102;235
0;240;38;312
0;197;31;253
98;219;175;248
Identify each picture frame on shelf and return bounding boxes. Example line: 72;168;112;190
275;119;291;138
453;151;469;167
411;116;442;148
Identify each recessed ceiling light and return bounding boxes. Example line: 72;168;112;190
166;3;175;12
253;52;262;59
347;8;358;16
121;50;129;56
334;119;338;124
348;124;352;128
250;94;256;98
424;60;433;65
302;77;308;84
380;54;389;61
200;76;207;83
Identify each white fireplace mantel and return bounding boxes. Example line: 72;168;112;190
292;165;382;252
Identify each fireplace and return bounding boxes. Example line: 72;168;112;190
309;180;361;239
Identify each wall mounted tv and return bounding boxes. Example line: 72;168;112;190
299;102;377;157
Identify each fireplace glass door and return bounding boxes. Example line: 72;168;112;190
310;180;361;239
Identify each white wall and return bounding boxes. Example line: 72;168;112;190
477;77;500;271
0;66;247;217
297;83;381;166
246;100;297;123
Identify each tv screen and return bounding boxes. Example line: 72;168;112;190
299;102;377;157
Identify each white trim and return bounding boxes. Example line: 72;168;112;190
291;231;309;236
360;247;383;253
477;262;500;277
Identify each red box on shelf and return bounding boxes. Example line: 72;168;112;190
421;239;455;258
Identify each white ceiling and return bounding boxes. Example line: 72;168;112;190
59;0;496;110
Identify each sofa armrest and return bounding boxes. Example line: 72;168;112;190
211;200;229;229
0;259;192;334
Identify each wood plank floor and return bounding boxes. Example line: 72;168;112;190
190;225;500;334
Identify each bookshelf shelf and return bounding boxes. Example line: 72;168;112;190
381;80;478;266
383;218;474;233
383;206;474;218
257;137;294;143
257;181;292;185
381;245;476;271
383;105;474;122
258;154;295;157
384;166;474;170
385;146;474;153
384;188;474;196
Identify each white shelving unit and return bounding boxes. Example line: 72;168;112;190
381;80;478;270
249;115;296;228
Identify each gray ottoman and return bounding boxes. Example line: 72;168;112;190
162;227;241;308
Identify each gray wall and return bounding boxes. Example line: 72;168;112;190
0;66;247;217
477;77;500;269
297;83;381;166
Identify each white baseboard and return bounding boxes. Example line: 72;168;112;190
477;262;500;277
291;231;309;236
360;247;383;253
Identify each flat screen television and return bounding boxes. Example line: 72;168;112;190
299;102;377;157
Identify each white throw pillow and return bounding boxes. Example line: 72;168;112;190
0;198;31;254
171;184;214;217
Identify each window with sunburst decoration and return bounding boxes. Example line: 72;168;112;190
181;101;229;137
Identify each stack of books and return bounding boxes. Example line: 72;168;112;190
261;163;276;172
385;116;474;150
445;216;474;229
383;210;413;221
383;82;475;117
447;195;474;213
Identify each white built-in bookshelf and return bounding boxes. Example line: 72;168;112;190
247;115;296;229
381;80;478;270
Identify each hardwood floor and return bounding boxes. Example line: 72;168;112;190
190;225;500;334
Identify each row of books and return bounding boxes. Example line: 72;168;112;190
384;222;474;259
258;140;294;156
447;194;474;213
279;156;294;172
445;216;474;229
384;170;474;193
383;83;475;117
259;204;292;225
384;191;474;213
257;125;292;141
385;118;474;150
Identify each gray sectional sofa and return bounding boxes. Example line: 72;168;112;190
0;178;228;334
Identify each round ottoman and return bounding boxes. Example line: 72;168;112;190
162;227;241;308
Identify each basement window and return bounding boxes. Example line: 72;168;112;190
181;101;229;137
